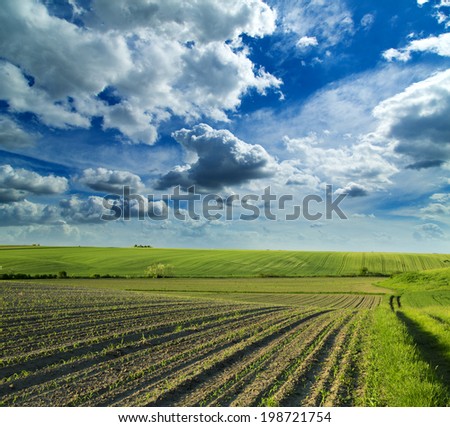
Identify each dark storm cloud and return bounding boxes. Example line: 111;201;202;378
156;124;278;191
374;69;450;167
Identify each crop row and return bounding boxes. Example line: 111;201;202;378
206;293;381;309
1;282;371;406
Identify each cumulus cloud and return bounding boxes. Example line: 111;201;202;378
0;165;68;203
60;196;106;224
383;33;450;62
156;124;278;191
0;116;36;149
0;61;91;129
0;0;280;145
0;200;58;226
373;68;450;168
284;164;321;190
79;168;145;193
413;223;446;240
335;182;369;198
297;36;318;49
284;135;398;191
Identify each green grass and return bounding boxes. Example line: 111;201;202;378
380;267;450;293
359;305;449;406
365;268;450;406
397;306;450;389
402;291;450;308
26;276;388;294
1;246;449;278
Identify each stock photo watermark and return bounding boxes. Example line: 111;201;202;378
101;185;348;222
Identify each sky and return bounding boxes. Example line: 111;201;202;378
0;0;449;252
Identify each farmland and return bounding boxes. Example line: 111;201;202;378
1;246;449;278
1;248;450;407
1;282;379;407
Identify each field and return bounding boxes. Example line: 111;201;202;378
1;248;450;407
23;276;386;295
1;246;449;277
1;282;379;407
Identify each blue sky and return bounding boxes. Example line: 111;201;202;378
0;0;450;252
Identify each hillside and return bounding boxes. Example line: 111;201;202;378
1;246;449;278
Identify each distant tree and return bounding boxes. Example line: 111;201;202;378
145;263;173;278
58;271;68;279
360;266;369;276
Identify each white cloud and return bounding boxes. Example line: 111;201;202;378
373;68;450;168
383;33;450;62
360;13;375;30
413;223;446;240
157;124;279;191
420;203;450;219
383;48;413;62
284;135;398;191
90;0;277;40
249;64;433;145
419;193;450;221
79;168;145;194
0;61;91;129
0;200;58;226
0;165;68;203
0;0;280;144
280;0;354;49
60;196;106;224
0;116;36;149
297;36;318;49
430;193;450;203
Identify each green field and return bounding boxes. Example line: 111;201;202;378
1;246;449;277
362;268;450;406
1;247;450;407
27;276;387;294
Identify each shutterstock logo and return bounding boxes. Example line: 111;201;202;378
101;185;348;222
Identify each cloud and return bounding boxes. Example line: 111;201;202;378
373;68;450;168
284;164;321;189
0;0;280;144
60;196;106;224
430;193;450;203
416;1;450;26
79;168;145;193
413;223;446;240
297;36;318;49
419;193;450;220
0;165;68;203
360;13;375;30
280;0;354;49
383;33;450;62
0;200;58;226
241;63;433;146
0;116;36;149
156;124;278;191
0;61;91;129
283;135;398;191
335;182;369;198
406;160;446;170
